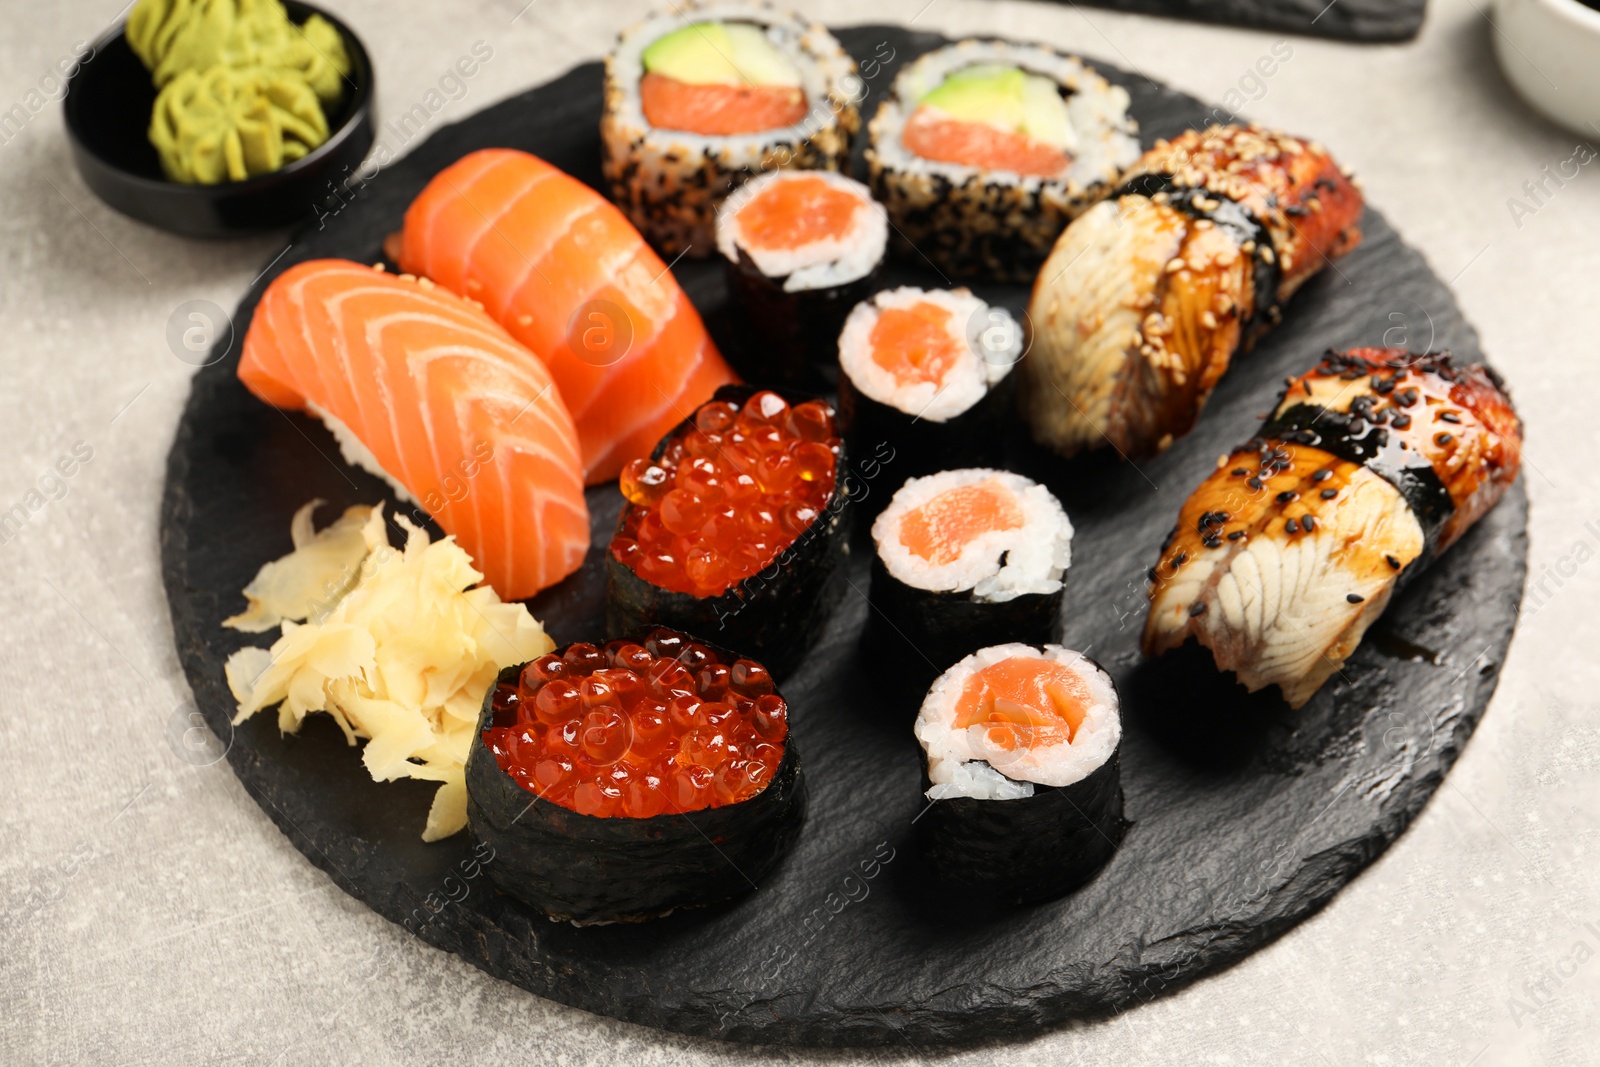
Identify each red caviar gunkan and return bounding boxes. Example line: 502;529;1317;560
482;629;789;818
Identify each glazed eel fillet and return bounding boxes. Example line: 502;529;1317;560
1143;348;1522;707
1022;124;1365;459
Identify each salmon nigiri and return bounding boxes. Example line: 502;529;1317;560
239;259;590;601
397;148;737;485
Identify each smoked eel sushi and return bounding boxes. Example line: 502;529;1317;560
915;644;1124;903
866;40;1140;283
606;388;851;677
1023;124;1365;460
468;628;805;923
396;148;736;484
1144;348;1523;707
716;169;887;386
837;287;1020;500
868;470;1072;694
238;260;590;600
602;2;862;256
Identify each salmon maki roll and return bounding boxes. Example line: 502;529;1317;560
1143;348;1522;707
396;148;737;485
1023;125;1365;460
239;259;590;601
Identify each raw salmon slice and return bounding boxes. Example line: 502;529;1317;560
903;107;1070;178
734;173;862;250
899;480;1024;565
239;259;589;601
869;300;965;388
397;148;737;485
953;655;1088;746
640;71;807;135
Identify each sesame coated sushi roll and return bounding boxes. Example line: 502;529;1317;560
607;387;851;677
837;287;1020;504
468;628;805;923
1144;348;1522;707
867;469;1072;696
866;40;1140;283
716;169;888;386
915;644;1124;903
1022;125;1365;460
601;1;863;257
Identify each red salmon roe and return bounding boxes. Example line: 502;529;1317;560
481;629;788;818
613;391;839;597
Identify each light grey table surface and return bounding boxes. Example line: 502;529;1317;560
3;0;1597;1063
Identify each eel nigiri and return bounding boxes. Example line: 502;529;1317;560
239;259;590;601
1022;124;1365;459
1143;348;1522;707
396;149;737;485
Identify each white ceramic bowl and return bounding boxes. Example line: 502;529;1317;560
1493;0;1600;137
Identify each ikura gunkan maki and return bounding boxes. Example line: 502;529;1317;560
866;469;1072;695
466;628;805;923
716;169;888;387
866;40;1139;282
837;288;1021;501
914;644;1124;904
607;387;851;677
601;1;862;256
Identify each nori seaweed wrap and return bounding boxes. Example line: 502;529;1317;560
607;386;852;679
467;631;807;923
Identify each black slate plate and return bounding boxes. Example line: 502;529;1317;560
160;26;1525;1048
1060;0;1424;43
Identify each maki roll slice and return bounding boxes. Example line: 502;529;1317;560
915;644;1124;904
467;628;805;923
837;287;1020;504
867;469;1072;696
866;40;1140;282
1144;347;1522;707
1022;124;1365;460
601;1;862;256
716;169;888;387
607;387;850;677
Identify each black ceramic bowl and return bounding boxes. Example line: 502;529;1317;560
63;1;374;238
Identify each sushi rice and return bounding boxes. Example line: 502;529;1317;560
916;643;1120;801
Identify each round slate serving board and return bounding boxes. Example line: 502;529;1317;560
160;25;1527;1048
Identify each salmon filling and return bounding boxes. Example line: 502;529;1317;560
868;300;966;388
902;106;1070;178
734;174;862;251
954;656;1089;750
898;481;1023;565
640;71;806;135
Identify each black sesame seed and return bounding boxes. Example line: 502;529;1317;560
1203;536;1222;549
1347;593;1365;604
1312;469;1332;482
1396;388;1419;407
1391;413;1412;430
1231;467;1248;476
1320;487;1338;499
1301;515;1316;532
1439;411;1461;423
1286;518;1299;533
1435;432;1454;445
1171;552;1187;569
1247;477;1263;490
1276;490;1298;503
1189;601;1208;616
1227;530;1245;540
1385;554;1402;570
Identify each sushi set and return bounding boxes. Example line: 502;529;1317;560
160;9;1527;1047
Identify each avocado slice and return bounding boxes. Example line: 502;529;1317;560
642;21;802;87
920;64;1077;152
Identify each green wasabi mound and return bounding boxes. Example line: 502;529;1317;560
127;0;350;101
642;21;801;87
126;0;352;184
921;64;1075;151
149;63;329;183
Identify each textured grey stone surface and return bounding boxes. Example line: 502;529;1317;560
5;1;1597;1064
